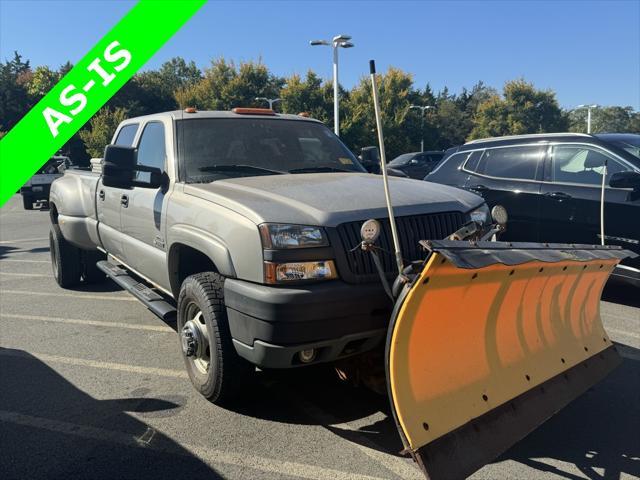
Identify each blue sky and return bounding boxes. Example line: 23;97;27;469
1;0;638;109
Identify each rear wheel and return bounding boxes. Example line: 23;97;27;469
177;272;254;405
49;224;81;288
22;195;33;210
81;249;107;283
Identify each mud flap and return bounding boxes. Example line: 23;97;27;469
385;240;634;480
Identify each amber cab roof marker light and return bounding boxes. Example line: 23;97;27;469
184;107;197;113
231;107;276;116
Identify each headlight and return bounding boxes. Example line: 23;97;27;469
264;260;337;283
259;224;329;249
468;204;490;224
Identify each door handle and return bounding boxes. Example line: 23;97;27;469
470;184;489;192
120;194;129;207
99;190;105;201
544;192;572;200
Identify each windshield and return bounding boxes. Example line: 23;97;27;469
388;153;415;166
177;118;365;183
608;138;640;159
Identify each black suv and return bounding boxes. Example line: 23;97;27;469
425;133;640;286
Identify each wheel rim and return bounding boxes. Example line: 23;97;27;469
50;233;58;279
181;302;211;375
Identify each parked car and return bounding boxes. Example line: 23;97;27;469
425;132;640;286
49;108;488;404
387;151;444;179
20;155;69;210
358;146;409;177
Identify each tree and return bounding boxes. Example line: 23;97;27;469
174;58;283;111
342;67;414;159
469;79;568;140
27;65;59;98
0;51;32;131
280;71;333;120
79;107;129;158
568;106;640;134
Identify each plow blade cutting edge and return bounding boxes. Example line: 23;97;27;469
385;240;634;480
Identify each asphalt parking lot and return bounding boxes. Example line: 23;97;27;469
1;194;639;480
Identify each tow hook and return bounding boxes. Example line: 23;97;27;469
181;322;199;357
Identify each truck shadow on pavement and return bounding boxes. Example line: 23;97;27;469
228;345;640;479
602;281;640;308
497;344;640;479
0;347;222;480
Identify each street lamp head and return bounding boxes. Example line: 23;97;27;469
255;97;266;101
310;40;329;46
333;34;351;42
339;41;354;48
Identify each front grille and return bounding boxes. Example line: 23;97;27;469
336;212;465;278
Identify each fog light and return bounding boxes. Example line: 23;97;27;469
298;349;317;363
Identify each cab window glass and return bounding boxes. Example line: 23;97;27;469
550;145;628;186
114;124;138;146
136;122;166;182
477;146;544;180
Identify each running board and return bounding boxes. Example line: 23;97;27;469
97;260;176;323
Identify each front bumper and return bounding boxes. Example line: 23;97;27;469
224;279;392;368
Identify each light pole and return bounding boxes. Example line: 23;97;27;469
409;105;434;152
310;34;354;136
576;104;599;133
255;97;281;110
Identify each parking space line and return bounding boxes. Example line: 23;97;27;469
0;350;187;378
2;288;133;300
0;272;49;277
0;410;389;480
1;289;137;301
0;259;49;264
1;313;173;332
0;237;48;244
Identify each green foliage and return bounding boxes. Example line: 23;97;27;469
2;51;637;164
568;106;640;134
174;58;283;110
469;79;568;139
79;107;129;158
27;66;59;97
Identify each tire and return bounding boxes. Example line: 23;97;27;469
22;195;33;210
177;272;254;405
81;249;107;283
49;223;81;288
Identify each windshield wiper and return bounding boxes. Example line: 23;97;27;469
289;166;351;173
199;165;284;175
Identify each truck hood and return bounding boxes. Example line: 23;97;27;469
184;173;483;227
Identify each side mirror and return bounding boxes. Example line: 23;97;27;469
359;146;381;174
102;145;164;189
409;159;419;165
102;145;136;188
609;171;640;189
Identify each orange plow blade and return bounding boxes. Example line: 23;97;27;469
386;240;635;479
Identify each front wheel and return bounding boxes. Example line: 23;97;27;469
177;272;254;405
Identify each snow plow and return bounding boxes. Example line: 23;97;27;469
384;240;631;479
365;59;635;478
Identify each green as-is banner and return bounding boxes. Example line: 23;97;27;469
0;0;206;207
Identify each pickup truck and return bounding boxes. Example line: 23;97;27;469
49;108;487;404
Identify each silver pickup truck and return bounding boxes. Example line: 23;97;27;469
49;108;487;404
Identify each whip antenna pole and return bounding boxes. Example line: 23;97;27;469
369;60;403;274
600;158;607;245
